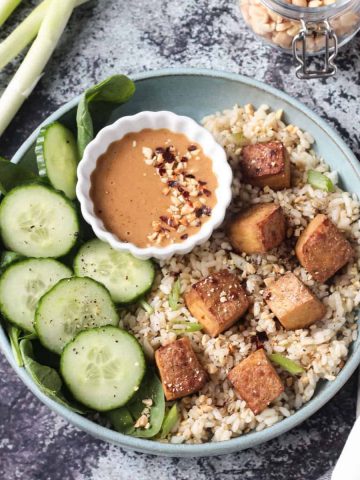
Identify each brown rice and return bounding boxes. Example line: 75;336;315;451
121;103;360;444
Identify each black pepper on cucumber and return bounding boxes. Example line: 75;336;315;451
60;326;146;411
35;276;119;354
35;122;79;200
0;184;79;258
74;239;155;304
0;258;72;332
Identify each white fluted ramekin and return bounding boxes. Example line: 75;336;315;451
76;111;233;260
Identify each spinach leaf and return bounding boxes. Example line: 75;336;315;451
7;325;24;367
0;250;24;274
168;278;182;311
20;338;62;390
107;407;134;433
107;369;165;438
4;321;36;368
19;338;87;414
0;157;36;195
160;403;179;439
76;74;135;158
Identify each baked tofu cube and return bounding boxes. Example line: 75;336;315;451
264;272;326;330
155;337;207;400
228;349;284;415
295;214;354;282
184;270;249;337
240;141;291;190
227;203;286;254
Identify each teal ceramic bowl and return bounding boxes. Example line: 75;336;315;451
1;68;359;457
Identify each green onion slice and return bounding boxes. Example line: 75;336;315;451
139;298;154;315
307;170;334;192
168;278;182;311
169;321;203;334
268;353;305;375
231;132;245;144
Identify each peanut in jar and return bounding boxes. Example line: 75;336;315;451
239;0;360;77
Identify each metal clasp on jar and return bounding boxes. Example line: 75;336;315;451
292;19;338;79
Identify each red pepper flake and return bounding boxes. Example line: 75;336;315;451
181;156;188;162
183;191;190;199
158;167;166;176
202;206;212;216
180;234;189;240
160;215;177;229
188;145;197;152
199;180;207;186
195;207;204;218
194;206;211;217
185;174;195;179
203;188;212;197
257;331;269;342
251;332;269;350
163;147;175;163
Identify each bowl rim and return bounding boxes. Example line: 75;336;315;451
1;67;359;457
76;110;232;260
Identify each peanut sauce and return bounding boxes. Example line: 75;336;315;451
90;128;217;247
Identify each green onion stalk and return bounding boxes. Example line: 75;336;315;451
0;0;50;70
0;0;88;70
0;0;87;137
0;0;22;27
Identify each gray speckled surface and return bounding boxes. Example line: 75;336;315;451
0;1;359;478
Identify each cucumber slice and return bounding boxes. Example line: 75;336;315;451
0;259;72;333
0;184;79;258
60;326;145;411
35;122;79;200
74;239;155;304
35;276;118;354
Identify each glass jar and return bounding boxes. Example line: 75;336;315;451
239;0;360;78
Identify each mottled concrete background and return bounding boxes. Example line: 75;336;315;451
0;1;359;479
